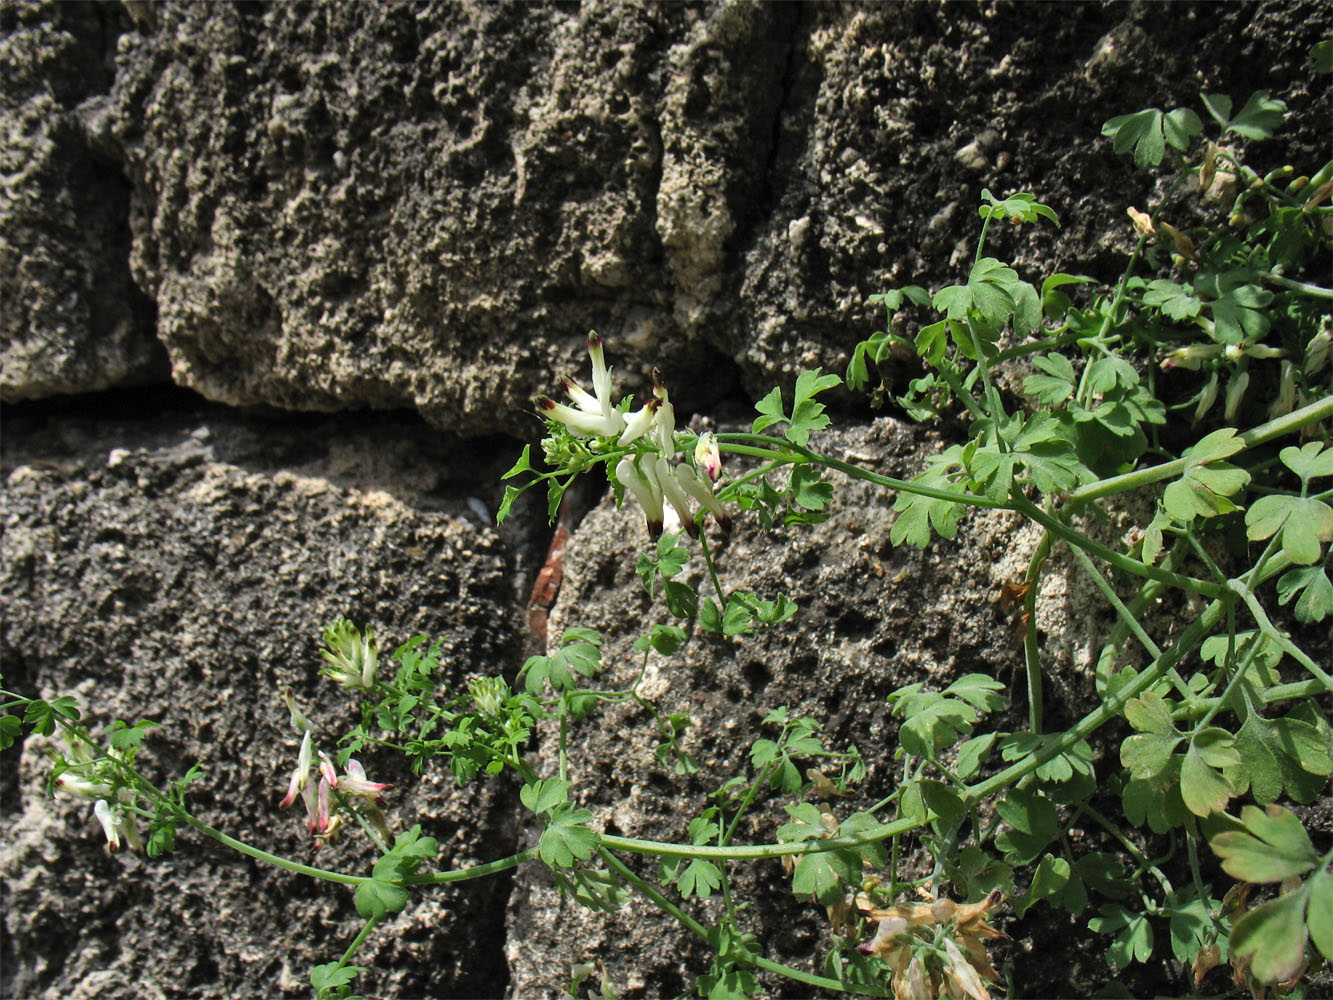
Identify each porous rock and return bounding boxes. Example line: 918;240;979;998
0;398;527;999
0;0;164;402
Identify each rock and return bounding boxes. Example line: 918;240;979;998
0;0;165;402
0;399;528;999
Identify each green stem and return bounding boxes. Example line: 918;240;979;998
406;848;538;885
181;815;367;885
1064;543;1196;705
1262;271;1333;299
697;530;726;605
1067;396;1333;505
714;433;1009;510
1022;533;1052;733
1228;579;1333;690
1013;495;1222;598
325;914;379;986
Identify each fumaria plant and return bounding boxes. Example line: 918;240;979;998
3;45;1331;1000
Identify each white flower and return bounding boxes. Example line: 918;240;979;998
617;397;660;446
279;730;315;808
654;455;699;538
616;457;664;538
676;463;732;532
92;797;143;853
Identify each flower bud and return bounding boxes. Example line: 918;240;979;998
1127;206;1155;237
1268;361;1297;421
1193;372;1219;424
1224;370;1250;422
694;432;722;481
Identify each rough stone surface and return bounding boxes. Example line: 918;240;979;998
0;0;165;402
0;395;529;999
1;2;1330;998
6;1;1328;428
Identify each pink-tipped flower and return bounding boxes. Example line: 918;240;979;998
533;395;625;438
317;750;338;789
315;777;333;834
694;431;722;481
339;759;391;799
616;456;664;539
280;730;315;808
558;373;603;415
676;463;732;532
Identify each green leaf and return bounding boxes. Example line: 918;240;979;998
954;733;997;782
1121;731;1180;781
1280;441;1333;483
1230;889;1309;985
1167;890;1218;966
1102;107;1202;168
1310;869;1333;963
1314;39;1333;74
1207;284;1273;345
978;188;1059;225
1225;90;1286;140
520;627;603;694
0;715;21;751
1276;564;1333;624
355;878;409;920
752;386;786;436
943;674;1006;713
789;466;833;511
1180;737;1236;816
311;962;364;996
1089;904;1155;968
890;446;968;548
1023;353;1076;406
754;371;842;447
897;699;977;758
1015;853;1071;917
1245;494;1333;565
637;532;688;598
1231;713;1333;804
1200;93;1234;128
995;788;1060;866
1210;804;1318;883
788;369;842;446
838;812;890;868
677;859;722;899
934;257;1023;330
1142;279;1201;321
538;803;600;869
520;777;571;816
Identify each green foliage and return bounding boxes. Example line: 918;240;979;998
354;826;438;920
752;369;842;447
520;627;602;695
887;674;1005;758
1102;106;1203;168
1210;805;1329;985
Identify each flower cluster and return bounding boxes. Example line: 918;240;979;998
319;619;379;692
278;689;390;846
534;332;731;539
857;890;1004;1000
54;735;144;853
